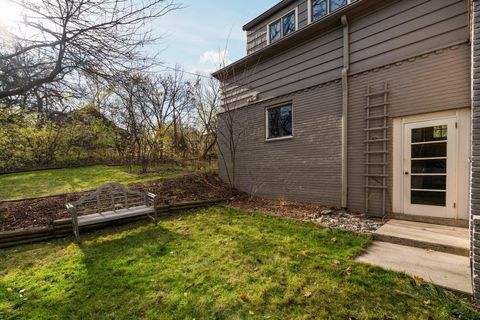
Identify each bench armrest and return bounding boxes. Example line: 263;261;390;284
146;192;158;207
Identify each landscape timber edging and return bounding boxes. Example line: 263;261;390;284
0;199;226;249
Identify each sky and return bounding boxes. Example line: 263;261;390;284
0;0;279;76
148;0;279;75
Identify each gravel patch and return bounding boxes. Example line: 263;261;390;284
312;209;385;234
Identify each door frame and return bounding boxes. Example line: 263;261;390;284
402;117;457;218
392;109;471;220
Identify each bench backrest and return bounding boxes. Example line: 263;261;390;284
68;182;153;216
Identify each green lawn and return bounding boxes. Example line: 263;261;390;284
0;207;477;319
0;165;189;201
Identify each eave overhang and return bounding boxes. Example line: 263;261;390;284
212;0;390;80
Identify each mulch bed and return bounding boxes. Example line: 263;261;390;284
0;172;385;234
228;195;386;234
0;173;238;232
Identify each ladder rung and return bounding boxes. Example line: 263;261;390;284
365;139;389;143
365;151;388;154
364;174;388;177
365;91;389;97
366;115;389;120
364;163;388;165
365;127;389;131
365;103;389;109
366;185;388;189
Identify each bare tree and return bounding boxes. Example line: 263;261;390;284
188;75;220;160
0;0;182;102
215;68;256;188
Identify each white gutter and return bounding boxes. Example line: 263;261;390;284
341;15;349;209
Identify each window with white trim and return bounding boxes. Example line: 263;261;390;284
266;104;293;140
268;10;297;44
309;0;348;23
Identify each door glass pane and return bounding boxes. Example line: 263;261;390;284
411;142;447;158
412;125;447;143
411;159;446;174
411;191;446;206
411;175;446;190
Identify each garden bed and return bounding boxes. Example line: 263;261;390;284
0;173;237;232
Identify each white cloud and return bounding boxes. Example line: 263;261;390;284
199;50;230;66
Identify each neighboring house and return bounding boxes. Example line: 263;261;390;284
213;0;480;298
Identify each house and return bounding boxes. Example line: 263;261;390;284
213;0;480;298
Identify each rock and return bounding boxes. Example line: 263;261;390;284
320;209;335;216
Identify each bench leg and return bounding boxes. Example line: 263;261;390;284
73;221;81;243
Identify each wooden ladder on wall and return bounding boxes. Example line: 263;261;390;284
364;82;389;216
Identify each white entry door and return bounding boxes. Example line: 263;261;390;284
403;118;457;218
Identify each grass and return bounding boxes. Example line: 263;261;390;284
0;165;195;201
0;206;478;320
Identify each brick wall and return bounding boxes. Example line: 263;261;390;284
471;0;480;301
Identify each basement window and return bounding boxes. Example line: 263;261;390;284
266;104;293;140
267;9;298;44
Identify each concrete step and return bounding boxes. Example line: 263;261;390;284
373;219;469;257
356;241;472;295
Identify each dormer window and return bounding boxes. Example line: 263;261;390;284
269;19;281;43
330;0;347;11
267;9;298;44
282;11;296;36
309;0;348;23
311;0;328;22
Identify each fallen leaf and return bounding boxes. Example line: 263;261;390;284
302;288;312;298
334;260;341;265
345;266;352;276
413;275;424;286
424;299;431;305
331;237;337;243
239;294;249;302
249;310;255;315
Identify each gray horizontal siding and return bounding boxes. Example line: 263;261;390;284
348;43;470;215
349;0;468;73
219;82;343;205
228;0;468;105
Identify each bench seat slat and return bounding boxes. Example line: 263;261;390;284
78;205;154;226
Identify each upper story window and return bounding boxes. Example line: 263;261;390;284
268;9;297;44
309;0;348;23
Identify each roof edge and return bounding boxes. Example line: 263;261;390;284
242;0;297;31
213;0;371;80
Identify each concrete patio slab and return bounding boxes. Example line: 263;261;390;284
356;241;472;295
374;219;470;256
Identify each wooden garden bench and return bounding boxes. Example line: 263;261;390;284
66;182;158;242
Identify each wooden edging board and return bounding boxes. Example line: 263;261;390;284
0;199;226;249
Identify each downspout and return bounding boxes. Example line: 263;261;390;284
341;15;350;209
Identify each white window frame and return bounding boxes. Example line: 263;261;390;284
266;8;299;45
308;0;352;24
265;102;294;142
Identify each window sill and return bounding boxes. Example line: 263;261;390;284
265;136;294;143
